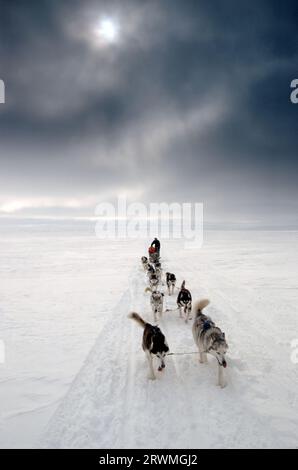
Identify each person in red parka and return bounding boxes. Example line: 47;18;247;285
151;238;160;254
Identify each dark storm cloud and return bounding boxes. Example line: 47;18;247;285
0;0;297;224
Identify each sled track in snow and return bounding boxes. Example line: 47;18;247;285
119;268;203;448
41;264;219;448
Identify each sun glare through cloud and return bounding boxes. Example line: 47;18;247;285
95;17;119;45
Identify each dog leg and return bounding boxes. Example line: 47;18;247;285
178;306;182;318
185;304;192;323
199;346;207;363
218;365;226;388
159;306;163;319
184;305;188;323
188;304;192;321
199;352;207;363
146;351;156;380
198;344;204;363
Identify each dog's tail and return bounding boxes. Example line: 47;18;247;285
193;299;210;317
128;312;147;328
144;286;152;293
181;280;186;290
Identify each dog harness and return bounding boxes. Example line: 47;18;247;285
202;320;213;331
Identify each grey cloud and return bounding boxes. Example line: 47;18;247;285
0;0;297;224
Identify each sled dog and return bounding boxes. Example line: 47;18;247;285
147;263;155;276
166;272;176;295
128;312;169;380
192;299;228;388
177;281;192;322
141;256;149;271
154;261;162;282
148;271;159;290
150;290;164;323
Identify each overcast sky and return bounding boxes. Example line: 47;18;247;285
0;0;297;226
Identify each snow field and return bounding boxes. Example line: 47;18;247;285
42;232;298;448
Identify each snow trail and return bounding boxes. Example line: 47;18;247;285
41;240;298;448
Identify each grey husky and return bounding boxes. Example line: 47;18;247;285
150;290;164;323
192;299;228;388
141;256;149;271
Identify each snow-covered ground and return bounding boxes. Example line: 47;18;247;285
43;229;298;449
1;221;298;448
0;219;144;448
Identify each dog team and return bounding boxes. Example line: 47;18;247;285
128;238;229;388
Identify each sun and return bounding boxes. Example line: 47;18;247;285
96;17;119;44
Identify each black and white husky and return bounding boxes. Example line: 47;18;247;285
192;299;229;388
147;263;155;277
154;261;162;282
128;312;169;380
177;281;192;323
148;271;159;291
166;272;176;295
150;290;164;323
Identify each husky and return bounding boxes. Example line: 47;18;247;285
154;261;162;283
166;272;176;295
147;268;159;290
192;299;228;388
128;312;169;380
147;263;155;276
149;273;159;291
150;290;164;323
177;281;192;323
141;256;149;271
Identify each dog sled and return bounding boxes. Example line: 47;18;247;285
148;246;160;263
